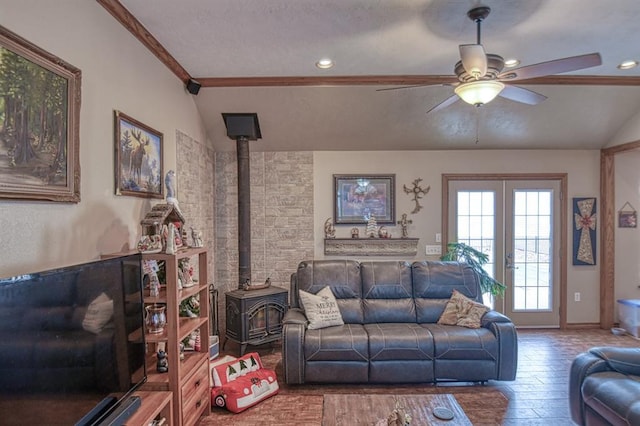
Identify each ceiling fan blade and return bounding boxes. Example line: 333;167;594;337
498;53;602;81
459;44;488;78
426;94;460;114
498;85;547;105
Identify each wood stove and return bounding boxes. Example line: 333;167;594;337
221;113;289;356
224;286;288;356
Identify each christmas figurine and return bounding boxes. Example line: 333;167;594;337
156;350;168;373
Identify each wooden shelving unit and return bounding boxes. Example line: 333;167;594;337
125;391;173;426
140;247;211;426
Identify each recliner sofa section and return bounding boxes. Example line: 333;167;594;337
570;346;640;425
282;259;518;385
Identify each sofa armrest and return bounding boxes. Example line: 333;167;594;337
282;309;307;384
588;346;640;376
481;311;518;381
481;310;512;324
569;350;613;425
283;308;307;325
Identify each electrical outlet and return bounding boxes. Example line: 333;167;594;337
435;233;442;243
425;245;442;256
574;292;581;302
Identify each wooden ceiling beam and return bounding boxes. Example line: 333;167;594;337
196;75;640;88
197;76;454;87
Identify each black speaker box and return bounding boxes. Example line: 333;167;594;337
186;78;201;95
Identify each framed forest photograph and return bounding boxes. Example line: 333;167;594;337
0;25;81;202
114;111;163;198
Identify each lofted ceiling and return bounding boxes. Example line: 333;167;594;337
102;0;640;151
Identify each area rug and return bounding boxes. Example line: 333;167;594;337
198;350;509;425
199;389;508;426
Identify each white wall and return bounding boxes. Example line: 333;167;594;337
614;151;640;315
314;150;601;324
0;0;207;276
607;110;640;147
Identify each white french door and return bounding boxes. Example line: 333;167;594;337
447;178;562;327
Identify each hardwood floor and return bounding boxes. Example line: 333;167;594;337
202;329;639;425
497;329;638;425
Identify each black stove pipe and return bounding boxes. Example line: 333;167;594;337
221;113;261;291
236;136;251;289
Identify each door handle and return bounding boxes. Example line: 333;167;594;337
505;253;518;270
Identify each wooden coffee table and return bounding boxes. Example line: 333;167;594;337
323;393;472;425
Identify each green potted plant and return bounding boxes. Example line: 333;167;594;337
440;242;506;296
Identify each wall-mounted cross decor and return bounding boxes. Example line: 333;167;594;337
403;178;430;214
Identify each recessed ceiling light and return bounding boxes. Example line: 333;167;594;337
504;58;520;68
315;58;334;69
617;60;639;70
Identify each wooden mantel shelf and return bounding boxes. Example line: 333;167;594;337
324;238;419;256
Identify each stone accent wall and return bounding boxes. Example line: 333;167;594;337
176;129;215;285
215;150;314;294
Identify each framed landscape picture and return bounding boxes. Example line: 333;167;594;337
0;25;81;202
114;111;163;198
334;174;395;224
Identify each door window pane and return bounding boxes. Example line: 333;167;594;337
512;190;552;312
457;191;496;308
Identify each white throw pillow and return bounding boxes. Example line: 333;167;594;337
298;286;344;330
82;292;114;334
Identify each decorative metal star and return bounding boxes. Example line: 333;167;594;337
403;178;430;214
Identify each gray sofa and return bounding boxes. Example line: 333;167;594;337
282;260;518;384
570;347;640;425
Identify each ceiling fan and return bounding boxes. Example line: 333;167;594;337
387;5;602;114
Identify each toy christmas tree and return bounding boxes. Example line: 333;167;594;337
366;215;378;238
227;364;238;380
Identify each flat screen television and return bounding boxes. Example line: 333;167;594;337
0;254;147;425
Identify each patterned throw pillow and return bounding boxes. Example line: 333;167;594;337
437;289;489;329
298;286;344;330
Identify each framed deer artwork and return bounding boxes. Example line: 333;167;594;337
114;111;163;198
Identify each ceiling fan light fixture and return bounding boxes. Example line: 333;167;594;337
454;80;505;106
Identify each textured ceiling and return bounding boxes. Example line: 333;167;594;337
116;0;640;151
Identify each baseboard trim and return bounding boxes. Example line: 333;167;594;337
565;323;603;330
516;326;560;329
